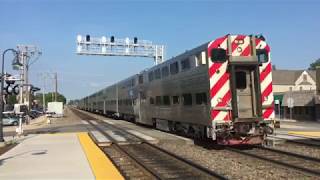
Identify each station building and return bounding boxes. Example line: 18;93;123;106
272;67;320;121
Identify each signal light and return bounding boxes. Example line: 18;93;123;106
134;37;138;44
4;85;12;95
111;36;115;43
86;35;90;42
13;85;19;95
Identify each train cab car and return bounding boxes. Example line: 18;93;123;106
207;34;274;145
78;34;275;145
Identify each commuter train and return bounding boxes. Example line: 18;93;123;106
77;34;275;145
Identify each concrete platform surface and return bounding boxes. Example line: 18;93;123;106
0;133;94;179
288;131;320;138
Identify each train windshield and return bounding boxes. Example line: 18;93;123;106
211;48;227;62
256;49;269;63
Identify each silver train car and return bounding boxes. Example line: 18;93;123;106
78;34;275;145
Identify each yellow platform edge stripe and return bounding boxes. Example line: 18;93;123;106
77;132;124;180
288;131;320;138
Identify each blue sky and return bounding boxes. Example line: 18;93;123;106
0;0;319;100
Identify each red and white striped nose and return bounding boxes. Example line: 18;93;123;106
230;35;251;57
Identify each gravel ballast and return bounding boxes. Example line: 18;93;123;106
157;141;318;179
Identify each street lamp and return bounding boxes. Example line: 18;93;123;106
0;49;19;143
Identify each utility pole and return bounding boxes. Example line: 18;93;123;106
19;52;25;104
42;73;46;112
54;72;58;102
40;72;56;107
39;72;50;111
16;45;41;109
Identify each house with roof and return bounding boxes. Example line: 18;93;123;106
273;70;316;94
272;68;320;121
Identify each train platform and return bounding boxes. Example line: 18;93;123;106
287;131;320;138
0;132;124;180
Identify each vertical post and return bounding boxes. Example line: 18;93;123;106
42;74;46;112
0;51;5;143
23;52;28;105
278;103;281;119
289;88;293;120
19;52;24;104
0;49;18;143
54;72;57;102
25;62;29;109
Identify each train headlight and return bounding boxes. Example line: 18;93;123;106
236;47;242;53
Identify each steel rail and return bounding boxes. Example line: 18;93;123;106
71;108;228;180
269;134;320;148
227;146;320;177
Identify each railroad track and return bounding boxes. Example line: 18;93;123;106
268;134;320;148
71;108;227;180
227;145;320;177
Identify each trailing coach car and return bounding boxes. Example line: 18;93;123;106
78;34;275;145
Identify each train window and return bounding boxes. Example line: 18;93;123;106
148;71;154;82
139;75;143;84
161;66;169;77
211;48;227;62
196;52;206;66
150;97;154;104
256;49;268;63
182;93;192;105
155;69;161;79
236;71;247;89
163;96;170;105
155;96;162;105
172;96;180;104
181;58;191;70
170;62;179;75
196;93;207;105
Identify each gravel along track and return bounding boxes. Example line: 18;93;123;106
158;142;319;180
71;108;320;179
270;134;320;148
228;146;320;177
102;145;155;180
272;142;320;159
71;108;226;179
117;143;219;180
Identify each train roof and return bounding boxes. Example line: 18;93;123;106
146;42;209;72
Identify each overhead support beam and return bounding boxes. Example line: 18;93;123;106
76;35;165;65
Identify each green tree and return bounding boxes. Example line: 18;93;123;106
309;58;320;70
34;92;67;108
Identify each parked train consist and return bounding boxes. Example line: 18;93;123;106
78;34;275;145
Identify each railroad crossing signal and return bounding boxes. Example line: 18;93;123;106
76;35;165;65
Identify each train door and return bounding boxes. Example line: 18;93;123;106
235;68;256;119
133;91;147;124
